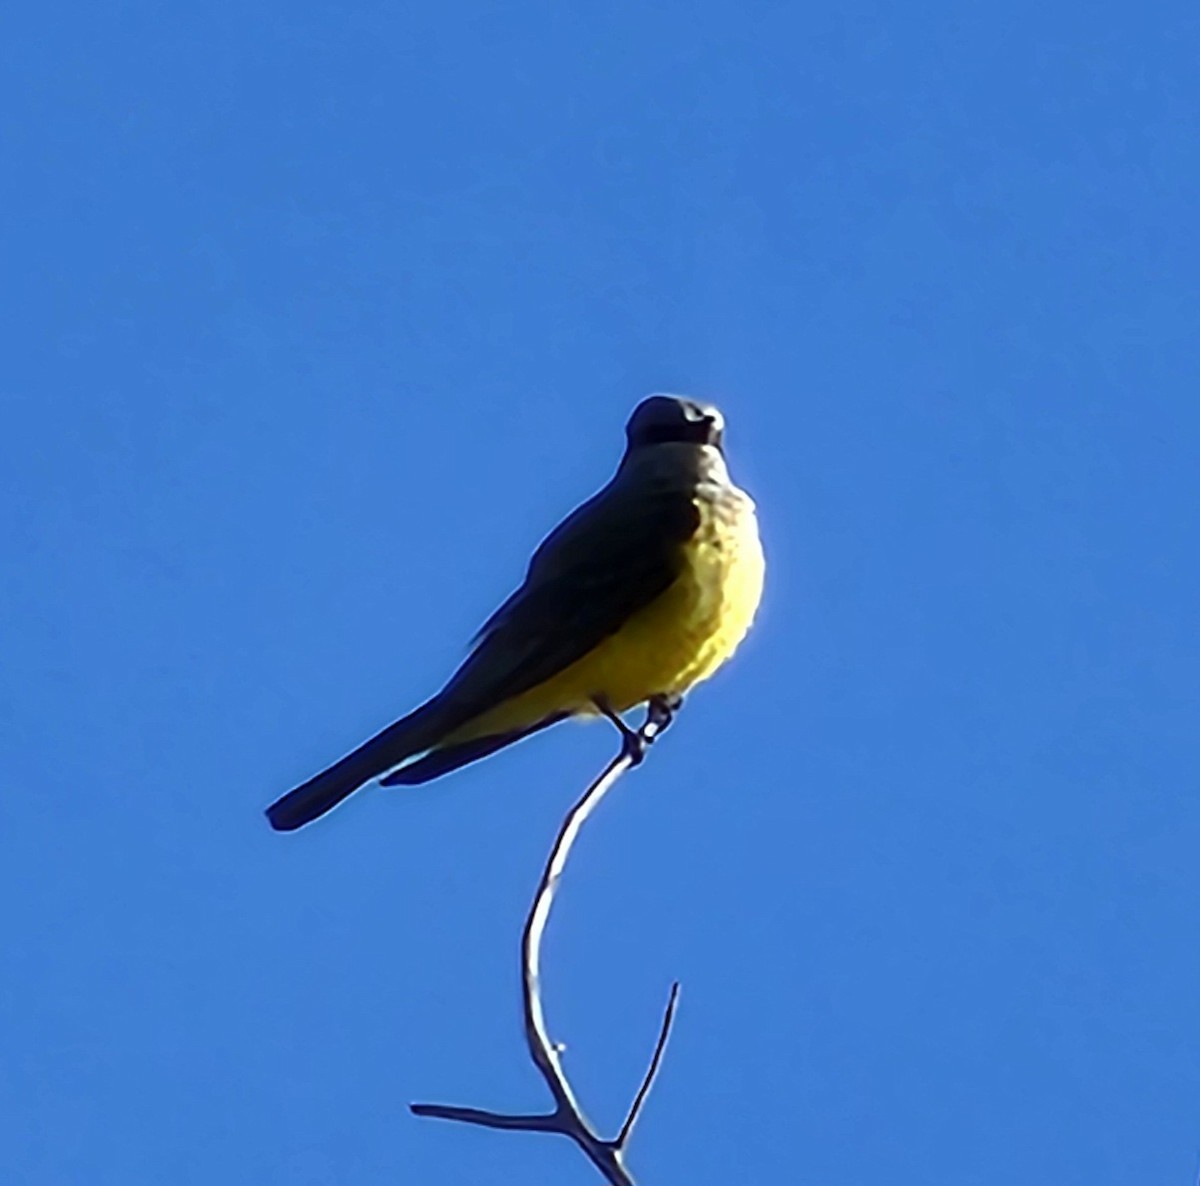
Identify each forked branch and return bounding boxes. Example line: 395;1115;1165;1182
412;697;681;1185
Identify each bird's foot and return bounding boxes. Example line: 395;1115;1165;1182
593;696;651;765
593;694;682;764
646;693;683;735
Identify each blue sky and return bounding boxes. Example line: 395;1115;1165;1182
3;2;1199;1183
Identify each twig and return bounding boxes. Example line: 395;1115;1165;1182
412;699;681;1185
617;980;679;1148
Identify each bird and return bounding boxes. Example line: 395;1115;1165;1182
265;394;765;832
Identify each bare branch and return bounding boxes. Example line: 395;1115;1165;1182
412;699;680;1185
409;1104;558;1132
617;981;680;1148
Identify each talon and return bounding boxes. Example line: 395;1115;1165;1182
623;730;648;766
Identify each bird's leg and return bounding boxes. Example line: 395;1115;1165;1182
592;696;649;765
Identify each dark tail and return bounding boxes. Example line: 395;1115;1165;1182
266;702;443;832
378;712;568;786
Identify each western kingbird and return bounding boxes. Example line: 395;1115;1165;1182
266;394;765;831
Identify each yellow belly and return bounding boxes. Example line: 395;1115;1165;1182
449;494;765;741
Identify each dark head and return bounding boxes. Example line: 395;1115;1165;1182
625;394;725;452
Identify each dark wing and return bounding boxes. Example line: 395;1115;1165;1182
439;477;700;718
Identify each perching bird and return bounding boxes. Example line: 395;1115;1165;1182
266;394;765;832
